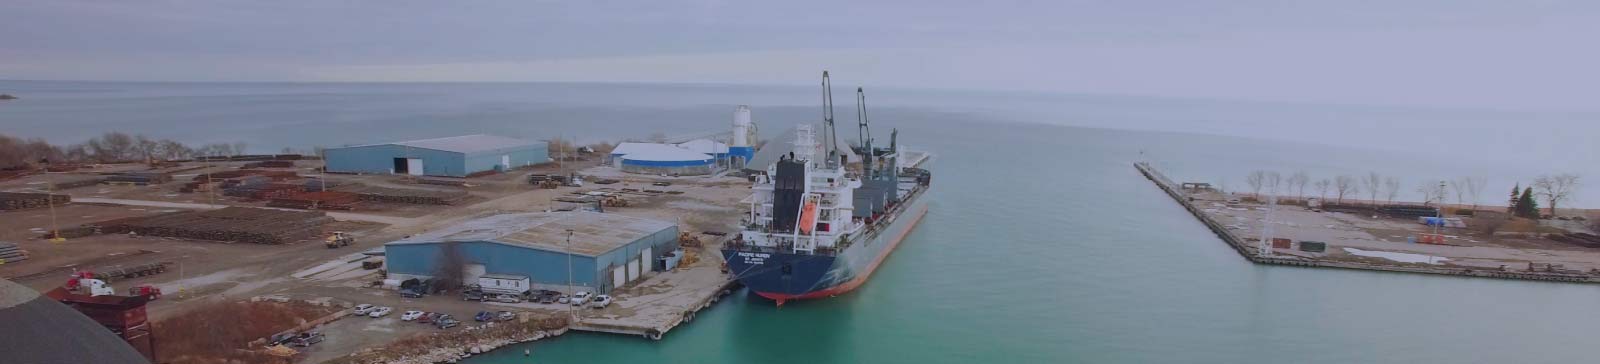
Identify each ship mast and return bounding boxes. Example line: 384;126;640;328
821;71;840;166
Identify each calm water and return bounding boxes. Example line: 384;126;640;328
3;81;1598;363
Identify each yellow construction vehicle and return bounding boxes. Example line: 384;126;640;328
325;231;353;249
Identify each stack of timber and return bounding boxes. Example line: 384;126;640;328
0;168;40;180
42;226;100;239
267;191;360;210
340;185;467;205
1550;233;1600;249
103;172;173;185
98;207;332;244
55;177;105;190
0;242;28;264
193;170;298;182
414;177;468;187
0;192;70;211
301;179;343;192
223;183;302;200
241;160;295;169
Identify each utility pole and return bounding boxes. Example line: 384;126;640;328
46;179;64;243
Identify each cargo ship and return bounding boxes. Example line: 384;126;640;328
722;73;932;305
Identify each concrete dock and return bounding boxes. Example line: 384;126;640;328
1135;162;1600;284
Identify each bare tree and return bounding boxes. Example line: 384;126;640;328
1246;171;1265;198
1288;171;1309;201
1448;178;1470;207
1383;177;1400;203
1265;171;1283;197
230;142;249;156
648;132;669;143
1314;179;1331;201
1417;181;1447;206
1363;172;1382;206
1464;176;1486;209
1334;175;1358;204
1533;174;1581;216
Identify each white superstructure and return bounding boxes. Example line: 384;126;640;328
732;105;755;148
741;124;866;254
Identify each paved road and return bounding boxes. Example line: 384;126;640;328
71;197;415;225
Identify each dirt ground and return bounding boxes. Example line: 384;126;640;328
1194;190;1600;271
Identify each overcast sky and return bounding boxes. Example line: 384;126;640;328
3;0;1599;111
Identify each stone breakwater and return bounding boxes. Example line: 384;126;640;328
1134;161;1600;284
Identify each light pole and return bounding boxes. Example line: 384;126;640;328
566;229;576;322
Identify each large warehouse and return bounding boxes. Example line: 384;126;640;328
609;142;716;176
384;211;680;295
324;134;547;177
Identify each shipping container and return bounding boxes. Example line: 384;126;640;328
1299;241;1327;252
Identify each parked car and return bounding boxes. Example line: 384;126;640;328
589;295;612;309
368;306;393;318
436;318;460;329
496;311;515;321
269;333;296;346
569;291;592;305
400;288;425;298
462;290;484;301
401;310;425;321
536;290;561;304
557;295;571;304
474;311;494;322
289;332;325;347
492;294;521;303
352;304;375;315
419;312;439;323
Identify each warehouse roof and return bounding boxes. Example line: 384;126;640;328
1;279;151;364
345;134;539;154
387;211;674;257
611;142;713;162
675;139;729;155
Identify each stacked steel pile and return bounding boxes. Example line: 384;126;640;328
267;191;360;210
347;186;468;205
0;242;28;264
97;207;331;244
0;192;70;211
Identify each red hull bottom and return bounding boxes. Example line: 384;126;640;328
752;205;928;306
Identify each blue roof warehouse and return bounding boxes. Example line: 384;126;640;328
323;134;548;177
384;211;681;295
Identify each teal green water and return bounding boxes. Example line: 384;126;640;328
4;81;1598;363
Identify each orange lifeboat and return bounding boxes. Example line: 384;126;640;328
799;199;819;234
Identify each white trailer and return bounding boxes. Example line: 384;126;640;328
476;274;531;296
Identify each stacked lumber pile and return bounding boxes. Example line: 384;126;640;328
267;191;360;210
0;192;70;211
242;160;295;169
223;183;302;200
103;172;172;185
41;226;100;239
55;177;105;190
193;170;299;182
1550;233;1600;249
98;207;331;244
342;186;467;205
0;242;28;264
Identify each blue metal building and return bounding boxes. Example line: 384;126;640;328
384;211;680;294
324;134;548;177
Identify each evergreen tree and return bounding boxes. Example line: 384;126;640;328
1517;188;1540;218
1508;184;1520;214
